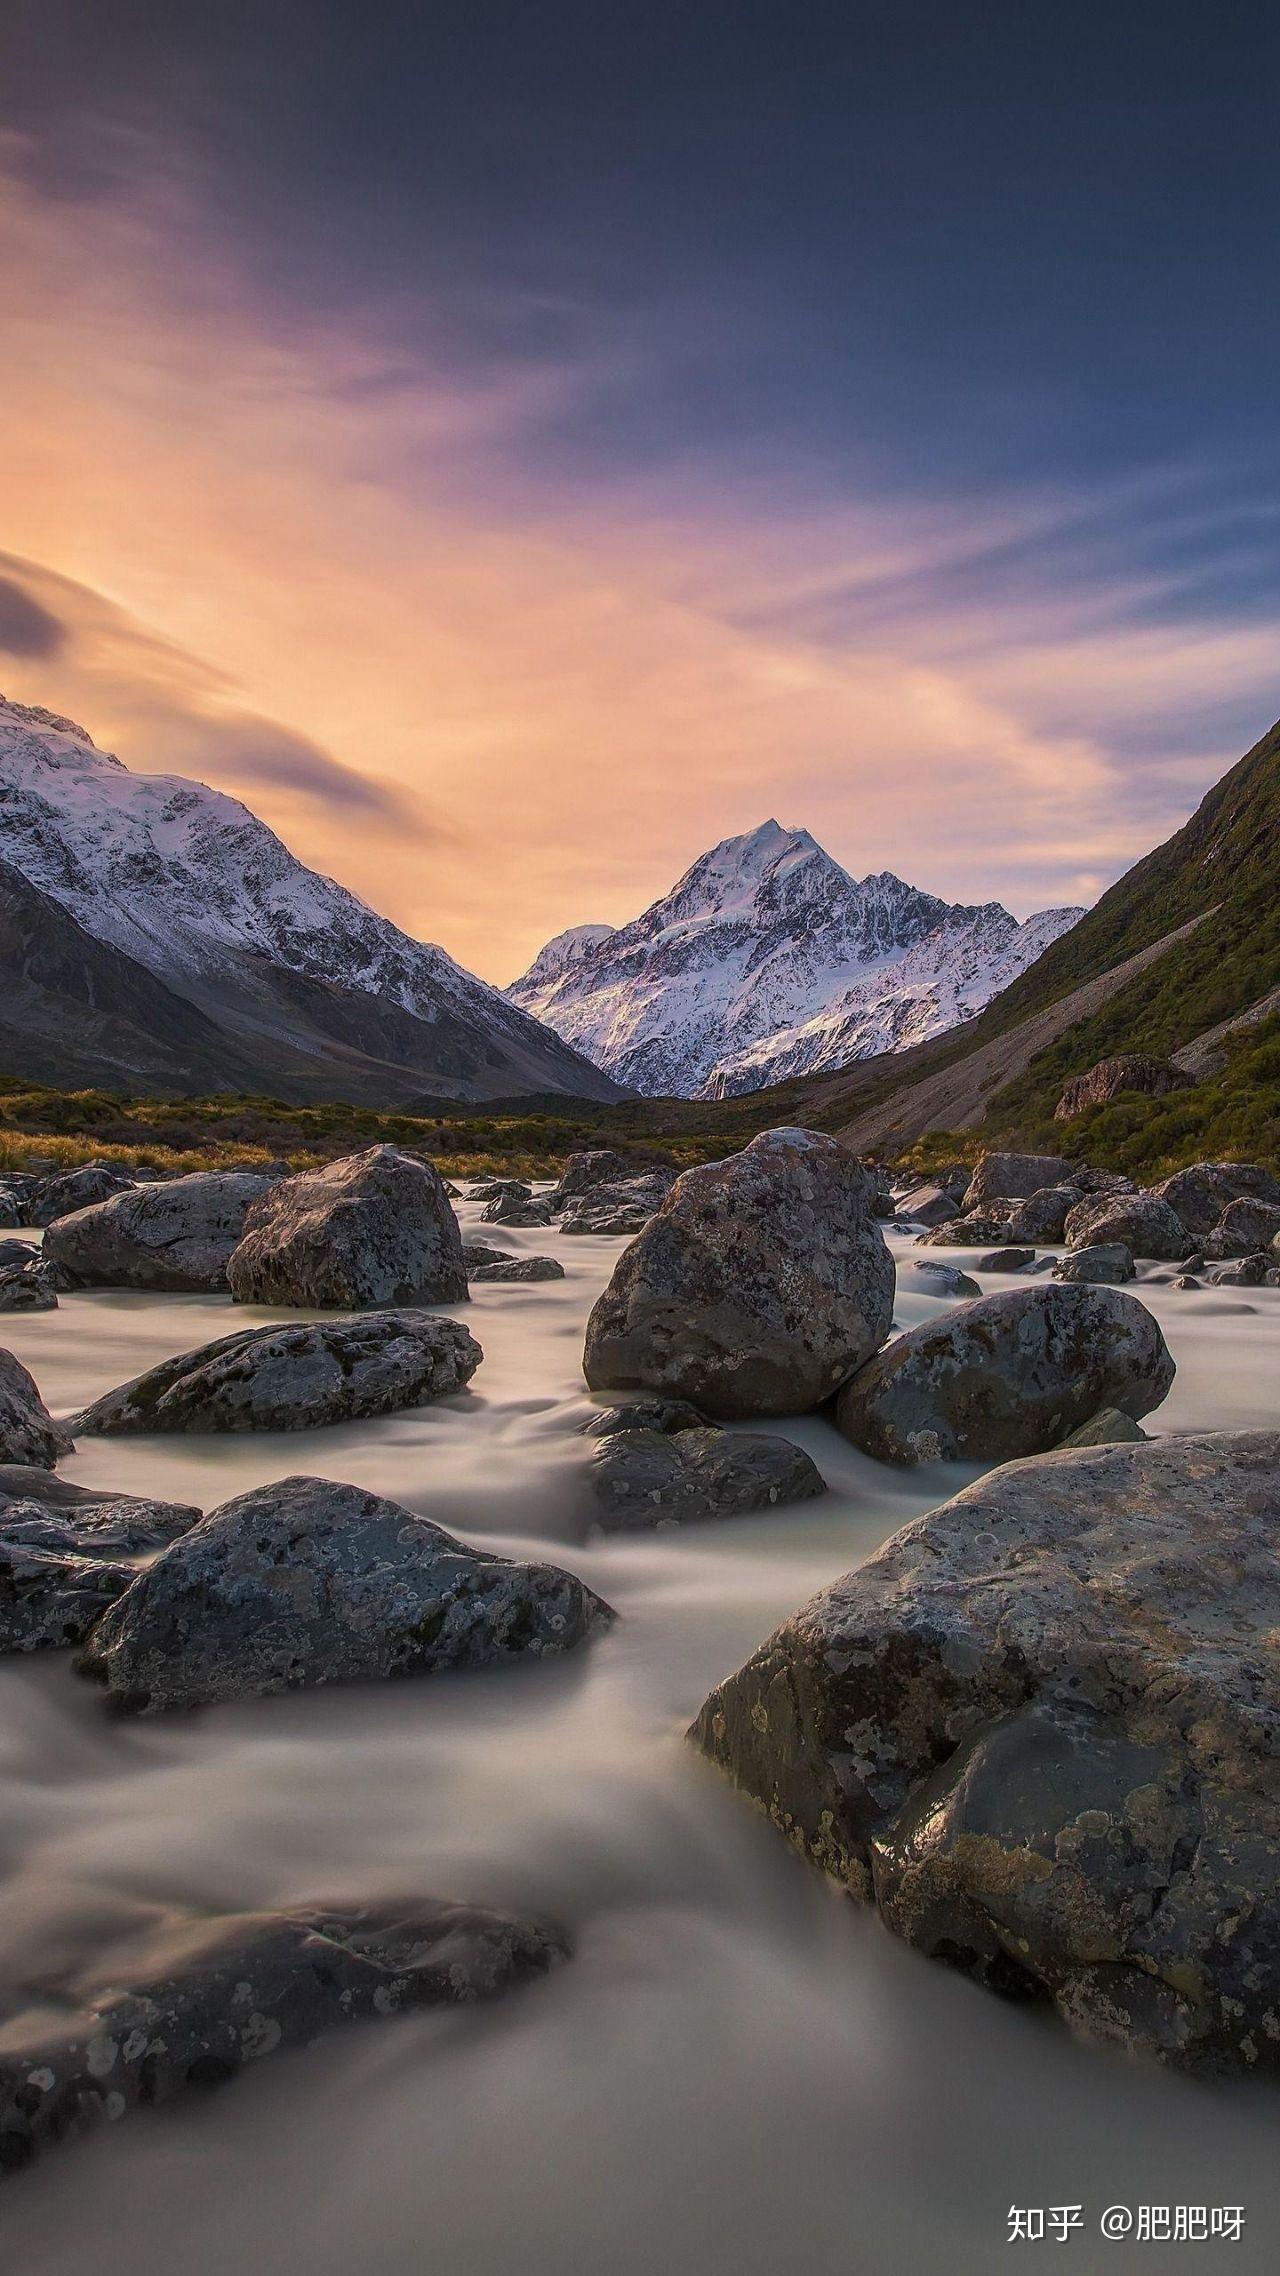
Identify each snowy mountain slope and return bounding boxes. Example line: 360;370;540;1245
507;819;1082;1098
0;698;622;1105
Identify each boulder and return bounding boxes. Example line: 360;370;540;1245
0;1265;58;1312
1208;1255;1279;1289
834;1284;1173;1466
1057;1407;1147;1447
560;1174;673;1235
589;1424;825;1532
77;1475;614;1711
691;1432;1280;2070
583;1128;894;1420
228;1147;466;1308
71;1313;482;1438
29;1163;135;1227
549;1149;676;1212
44;1172;272;1293
1055;1054;1190;1121
468;1177;531;1203
974;1247;1035;1272
0;1349;71;1469
469;1255;565;1283
0;1484;202;1653
0;1189;23;1230
914;1212;1013;1248
962;1153;1074;1212
0;1239;38;1272
1203;1197;1280;1259
461;1241;513;1270
1154;1161;1280;1236
581;1397;709;1438
1052;1242;1136;1285
480;1193;553;1229
891;1183;959;1228
1003;1185;1085;1242
1063;1190;1193;1262
0;1896;565;2170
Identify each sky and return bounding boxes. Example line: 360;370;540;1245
2;1;1279;981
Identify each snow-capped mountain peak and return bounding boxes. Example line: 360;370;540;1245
0;695;621;1104
507;820;1083;1099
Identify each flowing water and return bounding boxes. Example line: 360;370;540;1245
2;1203;1279;2272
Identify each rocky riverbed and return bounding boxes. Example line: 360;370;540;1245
1;1180;1280;2269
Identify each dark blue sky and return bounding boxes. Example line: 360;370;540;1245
1;2;1277;971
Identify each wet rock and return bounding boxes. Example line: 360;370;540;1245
1003;1185;1085;1243
974;1247;1035;1272
468;1177;531;1203
481;1192;553;1229
892;1183;959;1228
560;1175;673;1235
0;1486;202;1653
589;1424;825;1532
0;1896;567;2170
1063;1190;1193;1262
1056;1407;1147;1447
0;1240;38;1273
580;1397;709;1438
228;1147;466;1308
44;1172;272;1293
0;1190;23;1230
834;1284;1173;1466
1203;1197;1280;1259
549;1150;676;1212
469;1255;564;1283
70;1313;483;1437
899;1261;982;1300
691;1431;1280;2071
461;1241;513;1270
1207;1254;1278;1288
1172;1274;1202;1290
584;1128;894;1420
0;1350;71;1470
1154;1161;1280;1237
1055;1054;1190;1121
962;1153;1074;1212
1052;1242;1136;1285
914;1213;1012;1248
77;1475;614;1711
0;1266;58;1312
29;1164;135;1227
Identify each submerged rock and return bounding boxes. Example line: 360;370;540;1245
77;1475;614;1711
71;1313;482;1437
44;1172;272;1293
974;1247;1035;1272
228;1147;466;1308
0;1265;58;1312
0;1349;70;1470
898;1261;982;1300
584;1128;894;1420
1063;1190;1192;1262
581;1397;709;1438
0;1896;567;2170
691;1432;1280;2071
469;1255;564;1283
589;1424;825;1532
834;1284;1173;1466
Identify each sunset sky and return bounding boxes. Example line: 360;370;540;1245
2;2;1279;981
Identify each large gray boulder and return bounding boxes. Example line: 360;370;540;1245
691;1432;1280;2071
77;1475;614;1711
0;1349;71;1469
0;1896;565;2170
892;1183;959;1229
1154;1161;1280;1236
1063;1189;1193;1262
1203;1196;1280;1259
29;1163;135;1227
560;1174;672;1236
583;1129;894;1420
1052;1241;1135;1285
549;1149;676;1212
962;1152;1074;1212
228;1147;466;1308
588;1422;826;1532
70;1312;482;1438
834;1283;1173;1465
44;1172;272;1292
914;1212;1013;1248
1003;1184;1085;1242
0;1482;201;1653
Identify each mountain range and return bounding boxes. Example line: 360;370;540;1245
508;819;1082;1098
0;698;622;1106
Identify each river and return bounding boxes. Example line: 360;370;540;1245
2;1197;1279;2271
